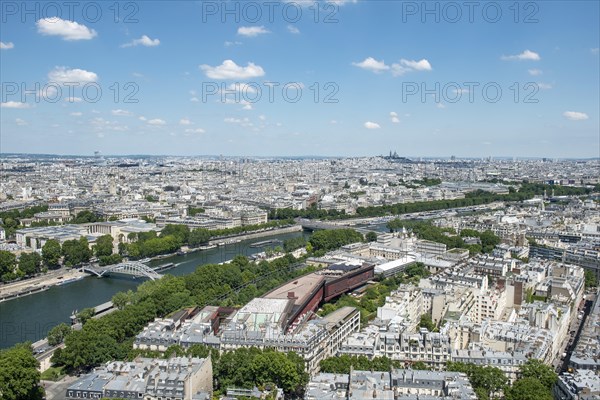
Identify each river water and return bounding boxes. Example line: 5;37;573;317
0;231;309;349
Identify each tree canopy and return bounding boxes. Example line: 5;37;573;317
309;229;364;252
61;237;92;267
0;343;44;400
518;359;557;390
42;239;62;269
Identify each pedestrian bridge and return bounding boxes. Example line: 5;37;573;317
298;219;375;235
82;262;162;281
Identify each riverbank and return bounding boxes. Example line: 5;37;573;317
0;268;86;303
0;225;304;304
207;225;302;245
0;229;309;348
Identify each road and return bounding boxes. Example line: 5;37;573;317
557;292;596;373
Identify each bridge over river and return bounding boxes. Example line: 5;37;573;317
82;261;163;281
297;218;377;235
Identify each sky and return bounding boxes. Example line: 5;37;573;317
0;0;599;158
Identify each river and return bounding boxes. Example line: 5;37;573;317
0;230;309;349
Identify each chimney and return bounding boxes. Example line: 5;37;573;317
288;292;296;299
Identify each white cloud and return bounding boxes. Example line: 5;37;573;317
352;57;390;73
224;41;242;47
391;59;433;76
138;116;146;121
15;118;27;126
179;118;192;125
537;83;552;90
287;25;300;34
364;121;381;129
528;69;543;76
390;112;400;123
352;57;434;77
147;118;166;125
184;128;205;134
190;97;199;102
241;102;253;110
0;41;14;50
259;115;266;121
237;26;270;37
591;48;599;55
330;120;338;124
1;101;30;109
48;67;98;84
64;96;82;103
501;49;540;61
112;109;133;116
70;112;83;116
200;60;265;80
224;117;253;127
121;35;160;48
436;103;446;109
36;18;97;41
398;59;432;71
563;111;588;121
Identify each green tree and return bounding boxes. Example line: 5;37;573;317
17;252;42;276
76;308;95;325
365;231;378;242
111;291;130;310
94;235;114;257
47;323;71;346
42;239;62;269
479;230;501;253
61;237;92;267
0;250;17;280
411;361;430;370
188;206;205;216
0;343;44;400
283;237;307;253
418;314;436;331
98;254;122;266
189;228;212;247
518;359;557;389
309;229;364;252
506;377;553;400
70;210;101;224
405;263;430;279
160;224;190;245
446;362;507;399
59;328;120;372
585;270;598;288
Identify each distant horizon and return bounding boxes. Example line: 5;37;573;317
1;151;598;161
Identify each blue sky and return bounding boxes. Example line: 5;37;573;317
1;0;598;157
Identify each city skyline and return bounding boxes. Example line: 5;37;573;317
1;1;599;157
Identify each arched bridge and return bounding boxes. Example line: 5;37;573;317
297;219;375;235
83;262;162;281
